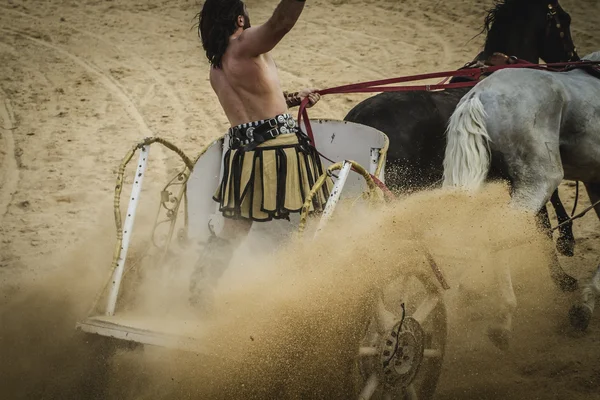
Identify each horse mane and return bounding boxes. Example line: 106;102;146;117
482;0;520;35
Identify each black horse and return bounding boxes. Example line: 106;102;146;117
344;0;579;261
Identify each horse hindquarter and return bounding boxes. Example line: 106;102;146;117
445;71;567;213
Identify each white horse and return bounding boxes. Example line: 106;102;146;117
441;50;600;349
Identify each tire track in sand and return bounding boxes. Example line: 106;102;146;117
0;88;18;219
13;5;227;149
0;7;196;132
0;27;169;181
0;5;211;178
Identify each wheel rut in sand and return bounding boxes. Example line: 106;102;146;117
0;27;170;182
0;5;229;153
0;89;19;219
0;7;188;120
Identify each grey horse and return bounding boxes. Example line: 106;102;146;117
441;50;600;349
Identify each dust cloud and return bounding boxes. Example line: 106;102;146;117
0;219;117;400
2;181;565;399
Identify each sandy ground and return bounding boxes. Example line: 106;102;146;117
1;0;600;399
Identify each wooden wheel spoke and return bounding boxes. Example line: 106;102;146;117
377;296;399;333
412;295;439;324
358;373;379;400
359;346;379;357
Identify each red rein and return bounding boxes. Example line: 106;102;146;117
297;59;600;199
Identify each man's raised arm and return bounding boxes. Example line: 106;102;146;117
236;0;306;57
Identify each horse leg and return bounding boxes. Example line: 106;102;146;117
535;204;578;292
569;264;600;330
487;152;572;350
487;259;517;351
550;189;575;257
569;183;600;330
583;182;600;219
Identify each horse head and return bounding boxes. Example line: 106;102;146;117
481;0;578;63
542;1;579;62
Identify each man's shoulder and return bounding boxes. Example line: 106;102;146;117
229;28;260;53
227;37;269;64
231;27;279;60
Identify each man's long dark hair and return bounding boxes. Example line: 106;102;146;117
198;0;247;68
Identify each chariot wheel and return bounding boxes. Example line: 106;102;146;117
351;267;447;400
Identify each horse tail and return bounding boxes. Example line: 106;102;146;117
442;92;491;190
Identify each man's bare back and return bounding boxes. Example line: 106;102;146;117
210;48;287;127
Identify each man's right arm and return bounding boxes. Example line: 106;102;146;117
235;0;306;57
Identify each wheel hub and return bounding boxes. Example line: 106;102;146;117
357;315;426;392
363;316;425;391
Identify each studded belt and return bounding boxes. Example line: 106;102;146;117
227;113;302;151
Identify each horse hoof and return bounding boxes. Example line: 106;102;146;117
569;304;592;331
556;237;575;257
553;274;578;292
486;327;511;351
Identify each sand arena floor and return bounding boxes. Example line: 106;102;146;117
1;0;599;399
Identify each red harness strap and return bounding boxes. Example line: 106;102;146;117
297;59;600;198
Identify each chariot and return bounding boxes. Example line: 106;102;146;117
76;118;450;400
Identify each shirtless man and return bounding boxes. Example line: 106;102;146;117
190;0;332;309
